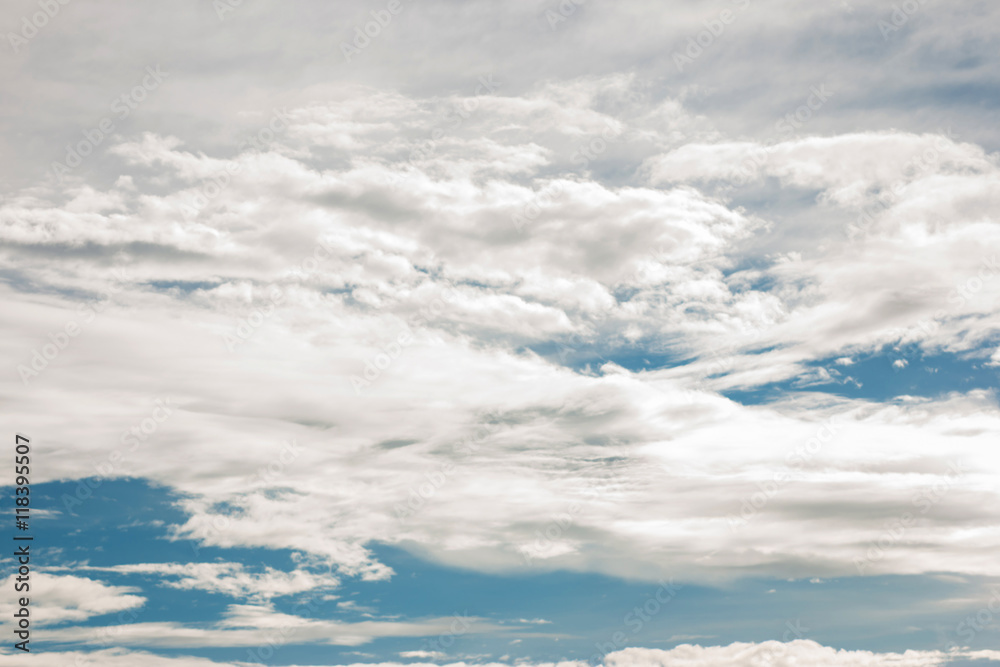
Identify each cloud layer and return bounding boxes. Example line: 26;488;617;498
3;0;999;663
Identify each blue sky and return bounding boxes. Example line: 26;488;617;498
7;478;1000;664
2;1;1000;666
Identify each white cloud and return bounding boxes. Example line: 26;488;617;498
605;641;955;667
0;573;144;626
1;641;993;666
399;650;448;659
37;603;507;649
2;73;999;596
71;562;340;602
4;0;1000;663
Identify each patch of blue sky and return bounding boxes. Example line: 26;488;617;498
145;280;223;293
725;344;999;404
524;340;680;373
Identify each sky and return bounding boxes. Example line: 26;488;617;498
1;0;1000;665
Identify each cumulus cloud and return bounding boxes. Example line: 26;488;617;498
604;641;956;667
2;79;999;590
